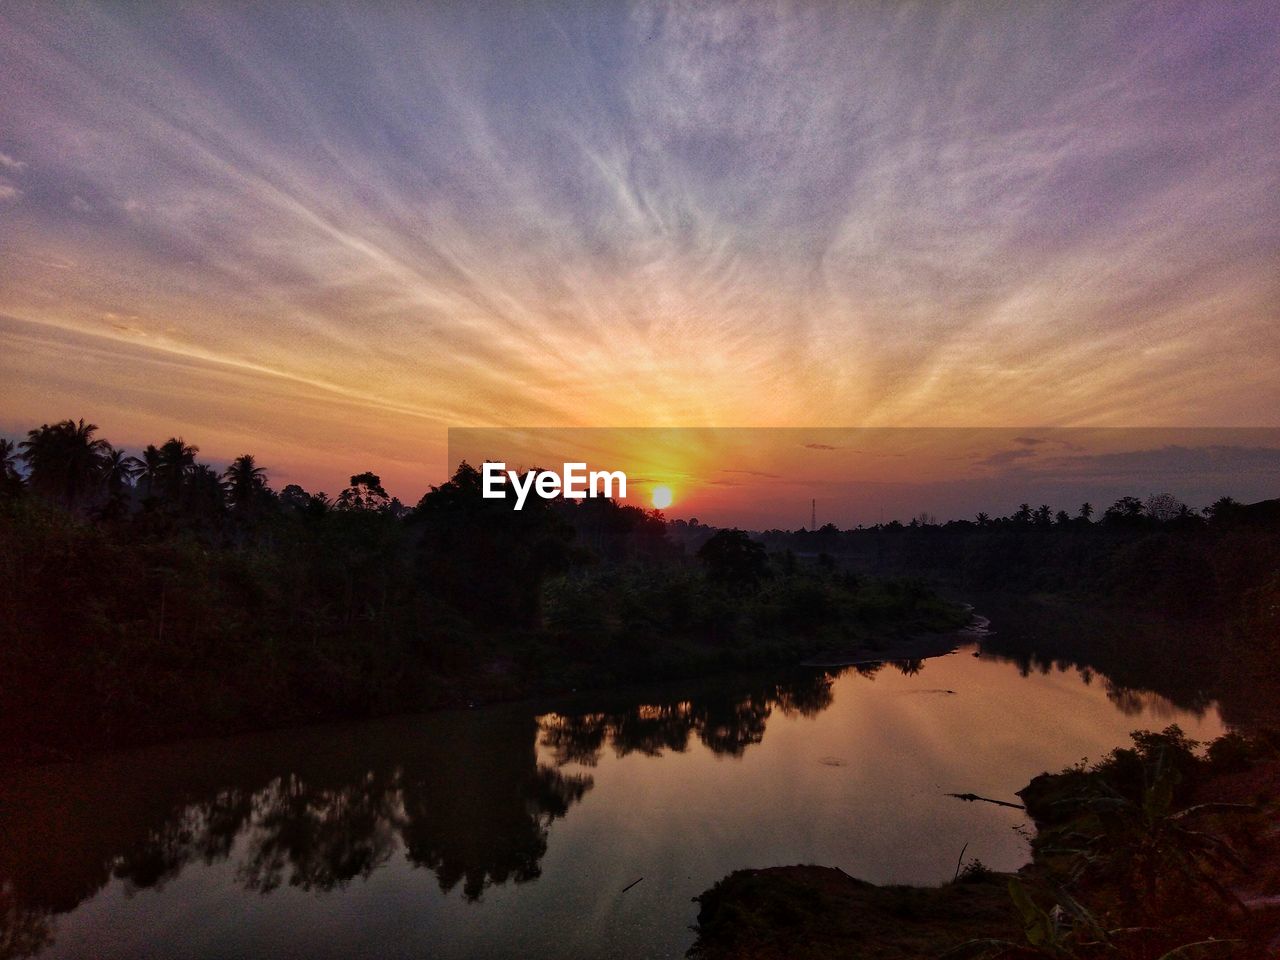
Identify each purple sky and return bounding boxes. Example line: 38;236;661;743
1;2;1278;504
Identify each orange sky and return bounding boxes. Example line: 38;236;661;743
2;3;1278;508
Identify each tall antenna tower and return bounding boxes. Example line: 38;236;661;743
811;498;816;531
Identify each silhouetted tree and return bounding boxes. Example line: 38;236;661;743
98;444;141;517
224;454;270;519
697;529;769;589
1104;496;1146;527
150;438;198;502
413;463;576;626
336;472;391;512
0;438;23;499
280;483;330;519
19;418;109;508
137;444;163;500
1144;492;1185;523
182;464;227;521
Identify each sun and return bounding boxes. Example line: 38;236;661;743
651;484;673;510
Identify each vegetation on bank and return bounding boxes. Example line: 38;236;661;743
3;417;1276;762
690;728;1280;960
750;491;1280;729
0;419;964;763
748;494;1280;632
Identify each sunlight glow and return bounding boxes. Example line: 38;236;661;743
651;485;673;510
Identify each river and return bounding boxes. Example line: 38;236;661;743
0;640;1225;959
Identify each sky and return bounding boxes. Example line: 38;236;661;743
1;1;1278;508
450;427;1280;527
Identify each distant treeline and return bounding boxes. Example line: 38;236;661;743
745;493;1280;627
737;491;1280;730
0;419;963;763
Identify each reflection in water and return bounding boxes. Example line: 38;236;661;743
0;644;1229;960
977;646;1218;720
538;669;838;765
0;670;849;958
0;712;593;957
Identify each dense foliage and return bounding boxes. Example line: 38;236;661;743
0;419;963;762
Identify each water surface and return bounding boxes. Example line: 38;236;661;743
0;643;1225;959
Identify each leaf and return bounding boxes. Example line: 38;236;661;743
1008;878;1056;950
1169;803;1256;821
1045;881;1108;943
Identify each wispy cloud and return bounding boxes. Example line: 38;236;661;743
0;2;1277;497
974;448;1037;469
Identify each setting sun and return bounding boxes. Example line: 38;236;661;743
651;485;673;510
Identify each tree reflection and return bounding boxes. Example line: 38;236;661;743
0;667;872;957
235;774;403;893
0;712;593;958
978;645;1218;721
538;669;839;765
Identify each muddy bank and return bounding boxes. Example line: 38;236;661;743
690;732;1280;959
689;866;1018;960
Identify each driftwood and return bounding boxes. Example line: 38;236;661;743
947;792;1025;810
621;877;644;893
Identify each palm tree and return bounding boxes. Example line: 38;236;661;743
975;511;990;527
98;444;142;499
154;438;198;501
18;418;109;507
137;444;164;500
182;463;227;518
223;454;268;514
94;444;141;518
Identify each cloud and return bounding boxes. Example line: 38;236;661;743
0;2;1276;500
1038;445;1280;482
804;443;838;451
1014;436;1083;451
0;181;20;201
974;448;1039;469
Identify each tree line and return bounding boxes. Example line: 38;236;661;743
0;417;964;764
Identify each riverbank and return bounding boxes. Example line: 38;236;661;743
0;561;972;769
965;590;1280;731
690;866;1018;960
689;730;1280;959
799;610;988;667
